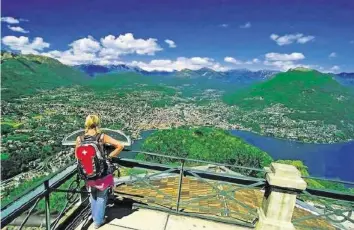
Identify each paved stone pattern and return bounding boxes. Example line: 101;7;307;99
75;207;250;230
116;176;259;223
115;175;334;229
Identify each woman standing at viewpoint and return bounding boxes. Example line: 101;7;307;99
75;115;124;228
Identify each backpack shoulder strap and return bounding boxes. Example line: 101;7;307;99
95;133;105;158
95;133;104;143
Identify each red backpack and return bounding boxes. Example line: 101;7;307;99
76;133;107;180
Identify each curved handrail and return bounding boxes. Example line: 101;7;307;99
129;150;267;173
61;128;132;146
302;175;354;186
128;151;354;185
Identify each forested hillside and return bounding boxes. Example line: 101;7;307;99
141;127;273;177
224;69;354;142
1;52;87;100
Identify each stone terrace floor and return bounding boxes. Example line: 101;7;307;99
75;206;250;230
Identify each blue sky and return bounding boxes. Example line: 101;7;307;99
1;0;354;72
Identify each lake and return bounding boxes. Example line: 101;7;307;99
121;129;354;182
230;130;354;182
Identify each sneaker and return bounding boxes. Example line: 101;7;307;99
93;218;107;229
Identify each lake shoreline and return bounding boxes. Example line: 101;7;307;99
134;127;354;145
229;128;354;145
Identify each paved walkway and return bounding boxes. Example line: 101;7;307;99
75;206;250;230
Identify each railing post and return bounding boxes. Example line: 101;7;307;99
255;163;307;230
44;180;51;230
176;159;185;212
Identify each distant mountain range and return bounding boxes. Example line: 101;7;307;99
74;64;354;86
336;72;354;78
75;64;143;76
334;72;354;86
2;51;353;100
74;64;279;82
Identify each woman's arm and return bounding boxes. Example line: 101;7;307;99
103;134;124;159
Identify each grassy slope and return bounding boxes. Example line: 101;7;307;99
224;69;354;135
1;52;87;100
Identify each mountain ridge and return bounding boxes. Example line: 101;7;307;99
74;63;279;80
74;63;354;85
1;51;87;100
223;69;354;142
1;52;353;102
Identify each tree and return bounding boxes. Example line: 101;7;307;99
1;124;13;135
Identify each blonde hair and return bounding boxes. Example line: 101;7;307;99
85;114;101;133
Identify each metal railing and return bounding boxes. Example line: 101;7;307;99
293;185;354;229
0;162;86;229
114;151;267;228
1;150;354;230
114;151;354;229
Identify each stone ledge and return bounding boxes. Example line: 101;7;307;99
255;208;296;230
271;163;301;178
266;163;307;191
266;173;307;190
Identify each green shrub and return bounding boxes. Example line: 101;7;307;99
0;152;9;160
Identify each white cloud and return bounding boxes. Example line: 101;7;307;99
42;36;102;65
164;39;176;48
252;58;260;63
220;24;229;28
265;52;305;61
224;56;259;65
42;33;164;65
297;36;315;44
71;36;101;54
224;57;243;65
1;17;20;24
244;58;260;64
43;50;98;65
130;57;228;72
43;36;115;65
264;52;306;70
100;33;162;56
330;65;340;72
264;60;307;70
240;22;251;29
270;34;279;41
7;25;29;33
2;36;50;54
270;33;315;46
329;52;337;58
